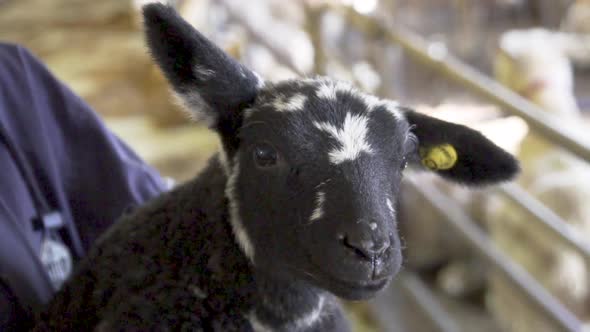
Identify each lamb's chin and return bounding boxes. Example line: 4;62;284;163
319;273;392;300
292;265;394;300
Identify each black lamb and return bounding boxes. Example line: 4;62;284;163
34;4;519;331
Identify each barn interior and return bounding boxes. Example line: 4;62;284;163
1;0;589;331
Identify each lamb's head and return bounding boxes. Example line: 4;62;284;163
143;4;519;300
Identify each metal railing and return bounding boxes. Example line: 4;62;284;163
499;183;590;266
339;7;590;164
407;178;585;332
342;8;589;332
399;272;463;332
339;8;590;332
219;2;590;331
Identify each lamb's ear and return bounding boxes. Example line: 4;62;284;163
404;109;520;186
142;4;263;127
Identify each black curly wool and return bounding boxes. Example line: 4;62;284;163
34;157;255;330
34;156;349;331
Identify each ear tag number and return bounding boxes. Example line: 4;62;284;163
419;144;457;170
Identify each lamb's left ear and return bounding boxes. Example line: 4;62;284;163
404;109;520;186
142;4;263;127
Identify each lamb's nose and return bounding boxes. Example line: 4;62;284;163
341;234;390;261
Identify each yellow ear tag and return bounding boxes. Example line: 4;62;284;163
419;144;458;171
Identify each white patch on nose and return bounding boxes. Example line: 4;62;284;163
386;197;395;216
193;65;215;79
274;94;307;112
310;191;326;221
314;113;374;164
225;156;255;261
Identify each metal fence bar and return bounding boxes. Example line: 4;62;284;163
341;8;590;164
221;4;586;330
499;183;590;264
399;272;463;332
406;176;585;332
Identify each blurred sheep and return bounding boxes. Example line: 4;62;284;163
487;27;590;331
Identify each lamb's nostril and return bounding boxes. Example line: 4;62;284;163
341;235;390;260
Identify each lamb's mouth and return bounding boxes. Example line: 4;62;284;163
325;272;390;292
303;260;392;298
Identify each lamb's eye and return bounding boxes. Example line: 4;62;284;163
253;143;278;168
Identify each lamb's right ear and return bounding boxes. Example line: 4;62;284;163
142;4;263;127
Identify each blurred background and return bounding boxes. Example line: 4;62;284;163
1;0;589;331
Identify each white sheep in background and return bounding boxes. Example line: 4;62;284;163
487;27;590;332
32;4;519;331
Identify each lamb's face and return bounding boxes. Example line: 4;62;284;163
143;3;519;301
226;79;414;299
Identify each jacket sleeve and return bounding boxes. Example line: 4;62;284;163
0;280;34;331
0;43;168;253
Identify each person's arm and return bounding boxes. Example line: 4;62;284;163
0;43;168;251
0;43;169;329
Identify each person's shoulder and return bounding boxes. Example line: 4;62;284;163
0;42;39;74
0;42;34;58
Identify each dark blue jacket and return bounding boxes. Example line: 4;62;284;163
0;43;166;330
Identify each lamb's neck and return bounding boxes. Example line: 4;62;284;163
250;270;327;331
131;155;244;277
137;156;326;329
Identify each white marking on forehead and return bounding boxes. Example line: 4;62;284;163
274;93;307;112
310;191;326;222
314;113;374;164
360;94;402;119
316;80;354;100
386;197;395;216
225;157;255;261
316;83;337;100
361;94;382;111
369;222;377;231
193;65;215;79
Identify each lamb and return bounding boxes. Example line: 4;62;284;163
33;4;519;331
